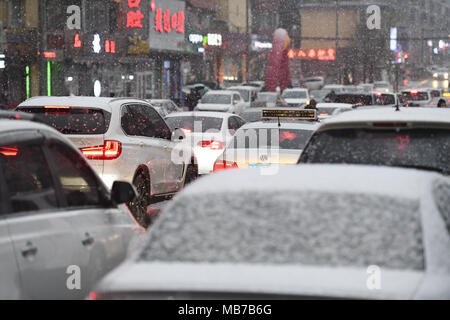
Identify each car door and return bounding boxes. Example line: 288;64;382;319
0;162;21;299
2;134;82;299
44;138;137;297
140;105;185;193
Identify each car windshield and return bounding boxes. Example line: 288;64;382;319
402;92;429;101
300;128;450;174
231;128;314;150
282;91;307;99
139;191;424;271
16;107;111;135
334;94;372;105
165;116;223;133
201;94;231;105
231;89;250;102
257;93;277;103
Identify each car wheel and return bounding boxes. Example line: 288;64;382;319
128;171;151;227
184;162;198;186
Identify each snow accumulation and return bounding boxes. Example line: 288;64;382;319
140;189;424;271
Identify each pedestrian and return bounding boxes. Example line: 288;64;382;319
305;99;317;109
437;98;447;108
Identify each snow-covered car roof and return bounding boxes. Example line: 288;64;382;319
318;107;450;129
165;111;236;119
283;88;308;92
317;103;354;109
17;96;150;112
228;86;258;91
202;90;240;96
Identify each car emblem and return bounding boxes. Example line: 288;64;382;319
260;154;268;162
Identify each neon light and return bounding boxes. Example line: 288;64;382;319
44;51;56;58
47;61;51;96
151;0;155;11
74;34;82;48
26;66;30;99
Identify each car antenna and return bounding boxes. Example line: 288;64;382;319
277;116;281;127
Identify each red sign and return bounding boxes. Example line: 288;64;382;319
43;51;56;59
126;0;144;28
289;48;336;61
73;34;82;48
153;6;185;34
105;40;116;53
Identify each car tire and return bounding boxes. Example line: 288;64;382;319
128;170;151;227
184;161;198;187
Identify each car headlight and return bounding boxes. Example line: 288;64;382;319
433;73;438;78
445;73;449;79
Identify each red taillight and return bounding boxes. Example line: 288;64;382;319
199;140;223;150
80;140;122;160
373;122;407;127
87;292;98;300
410;90;418;95
213;160;238;172
181;128;192;134
0;146;18;157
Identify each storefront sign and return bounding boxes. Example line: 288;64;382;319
149;0;186;52
207;33;222;47
288;48;336;61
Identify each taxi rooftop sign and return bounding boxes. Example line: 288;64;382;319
262;109;317;120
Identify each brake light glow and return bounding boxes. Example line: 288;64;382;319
181;128;192;134
199;140;223;150
213;160;238;172
0;146;18;157
44;105;71;109
80;140;122;160
410;90;418;95
375;92;382;96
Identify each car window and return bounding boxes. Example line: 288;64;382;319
0;142;58;214
47;141;108;209
300;128;450;174
233;94;241;104
17;107;111;135
228;117;240;133
121;104;171;139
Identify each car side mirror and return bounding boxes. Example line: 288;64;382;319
111;181;137;204
171;128;186;142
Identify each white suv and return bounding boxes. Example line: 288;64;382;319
17;97;197;226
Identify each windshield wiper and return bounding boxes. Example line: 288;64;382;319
391;164;446;175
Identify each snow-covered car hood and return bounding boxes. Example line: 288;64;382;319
94;262;430;299
284;98;308;105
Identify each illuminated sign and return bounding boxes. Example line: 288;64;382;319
126;0;144;29
73;33;82;48
154;7;184;34
43;51;56;59
189;34;203;44
105;40;116;53
207;33;222;47
288;48;336;61
92;34;101;53
262;109;317;120
253;41;272;50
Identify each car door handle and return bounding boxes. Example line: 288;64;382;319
81;233;95;247
21;241;38;258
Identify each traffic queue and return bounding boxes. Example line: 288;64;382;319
0;80;450;300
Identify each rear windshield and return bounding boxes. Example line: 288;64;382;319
373;94;396;105
334;94;372;105
140;191;424;271
201;94;231;105
282;91;307;99
165;116;223;133
257;94;277;103
402;92;429;101
17;107;111;135
232;128;314;150
300;128;450;174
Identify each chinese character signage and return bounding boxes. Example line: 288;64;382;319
288;48;336;61
123;0;148;39
149;0;185;52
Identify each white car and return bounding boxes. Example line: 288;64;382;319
195;90;247;114
214;120;319;171
316;103;356;120
281;88;310;106
401;89;433;107
373;81;392;93
165;112;246;175
17;97;197;226
228;86;259;108
146;99;183;114
323;84;346;93
298;107;450;176
0;111;138;299
301;77;324;91
90;165;450;299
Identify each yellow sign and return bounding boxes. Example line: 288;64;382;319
262;109;317;120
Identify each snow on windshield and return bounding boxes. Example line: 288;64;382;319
139;191;424;271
